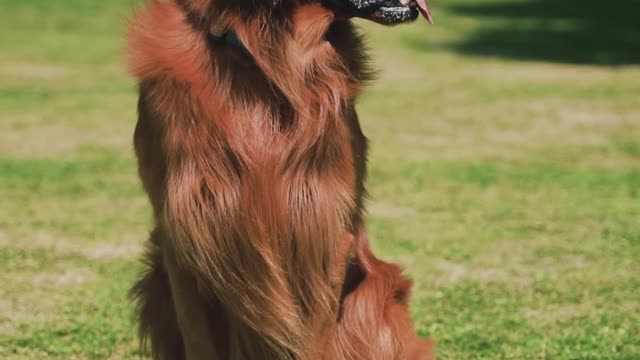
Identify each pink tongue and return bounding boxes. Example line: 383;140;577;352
416;0;434;24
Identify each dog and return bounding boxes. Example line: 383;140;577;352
127;0;434;359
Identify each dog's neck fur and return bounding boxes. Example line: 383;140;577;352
129;0;371;112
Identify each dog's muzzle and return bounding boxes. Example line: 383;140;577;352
324;0;433;25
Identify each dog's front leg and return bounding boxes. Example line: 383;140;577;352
163;244;219;360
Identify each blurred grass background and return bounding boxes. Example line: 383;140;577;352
1;0;639;358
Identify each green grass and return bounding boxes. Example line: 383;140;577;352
1;0;639;358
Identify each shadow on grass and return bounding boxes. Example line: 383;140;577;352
444;0;640;65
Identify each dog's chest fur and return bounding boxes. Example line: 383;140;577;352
131;1;369;264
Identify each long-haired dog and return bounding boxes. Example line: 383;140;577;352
128;0;434;359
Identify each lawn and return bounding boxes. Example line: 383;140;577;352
1;0;639;359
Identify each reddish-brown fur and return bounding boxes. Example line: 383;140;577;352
128;0;434;359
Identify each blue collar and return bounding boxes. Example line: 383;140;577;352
174;0;246;52
209;30;245;51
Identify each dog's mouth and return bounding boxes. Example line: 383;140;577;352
327;0;433;25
